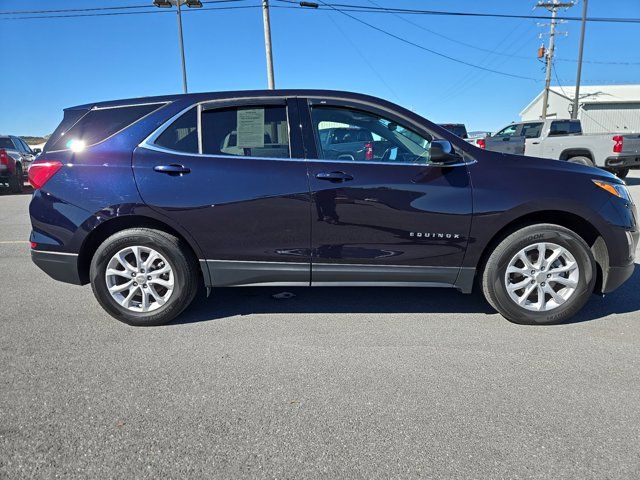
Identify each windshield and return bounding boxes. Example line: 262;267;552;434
0;138;14;149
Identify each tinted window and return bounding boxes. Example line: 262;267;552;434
50;103;162;150
311;106;432;164
549;120;581;136
521;122;543;138
0;138;14;149
495;124;518;137
201;105;290;158
440;124;468;138
44;109;89;152
19;138;32;153
155;108;198;153
10;137;25;152
569;121;582;134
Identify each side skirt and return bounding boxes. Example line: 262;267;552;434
201;260;475;292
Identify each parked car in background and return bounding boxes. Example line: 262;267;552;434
481;119;640;178
0;135;36;193
438;123;468;139
467;130;492;147
28;90;636;327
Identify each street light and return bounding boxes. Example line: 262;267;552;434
153;0;202;94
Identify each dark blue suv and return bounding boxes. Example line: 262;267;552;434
28;90;637;326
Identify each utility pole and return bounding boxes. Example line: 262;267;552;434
153;1;203;94
176;0;188;94
572;0;588;119
536;1;574;119
262;0;276;89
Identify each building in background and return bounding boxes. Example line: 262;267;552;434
520;84;640;134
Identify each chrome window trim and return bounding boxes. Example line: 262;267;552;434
46;101;171;153
139;97;475;168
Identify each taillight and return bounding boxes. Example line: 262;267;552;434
0;149;8;166
613;135;624;153
477;138;486;149
28;161;63;189
364;142;374;161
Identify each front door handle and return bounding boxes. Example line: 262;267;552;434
154;164;191;176
315;171;354;183
502;137;510;142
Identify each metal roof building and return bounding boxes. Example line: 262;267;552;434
520;84;640;134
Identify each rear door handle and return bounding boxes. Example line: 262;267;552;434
315;171;353;183
154;164;191;176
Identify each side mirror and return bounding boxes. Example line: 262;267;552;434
32;148;42;155
430;140;461;164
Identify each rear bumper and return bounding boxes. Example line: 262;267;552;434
31;249;83;285
605;155;640;169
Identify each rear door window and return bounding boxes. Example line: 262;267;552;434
49;103;163;151
154;108;198;153
200;105;290;158
521;122;543;138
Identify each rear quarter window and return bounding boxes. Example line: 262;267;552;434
48;103;164;151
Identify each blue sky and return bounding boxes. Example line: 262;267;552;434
1;0;639;136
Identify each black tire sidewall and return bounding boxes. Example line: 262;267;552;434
90;229;196;326
487;226;595;324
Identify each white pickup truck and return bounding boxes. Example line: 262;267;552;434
480;119;640;178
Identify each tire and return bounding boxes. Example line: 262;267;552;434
481;224;596;325
9;164;23;193
567;156;593;167
90;228;199;326
612;168;629;179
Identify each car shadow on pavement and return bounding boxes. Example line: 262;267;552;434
567;263;640;323
0;184;33;196
173;286;495;325
173;264;640;326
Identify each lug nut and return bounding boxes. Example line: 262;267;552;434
531;270;535;274
141;269;145;273
541;282;546;287
133;282;138;286
142;284;147;288
547;274;551;278
147;276;152;281
131;272;136;277
530;280;535;284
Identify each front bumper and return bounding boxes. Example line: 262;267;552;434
605;155;640;169
31;249;83;285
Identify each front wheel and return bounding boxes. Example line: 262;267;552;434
481;224;596;325
90;228;199;326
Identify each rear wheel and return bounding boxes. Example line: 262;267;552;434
481;224;596;325
567;156;593;167
609;167;629;179
9;164;23;193
90;228;199;326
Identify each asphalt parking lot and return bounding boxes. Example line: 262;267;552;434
2;174;640;479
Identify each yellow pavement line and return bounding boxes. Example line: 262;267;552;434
0;241;30;244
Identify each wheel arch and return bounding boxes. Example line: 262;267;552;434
476;210;608;293
77;214;208;285
559;148;594;162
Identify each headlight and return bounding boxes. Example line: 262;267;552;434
593;179;632;202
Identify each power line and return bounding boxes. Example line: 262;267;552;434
310;0;538;81
0;4;259;21
273;0;640;24
0;0;245;15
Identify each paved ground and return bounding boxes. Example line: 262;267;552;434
2;174;640;479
